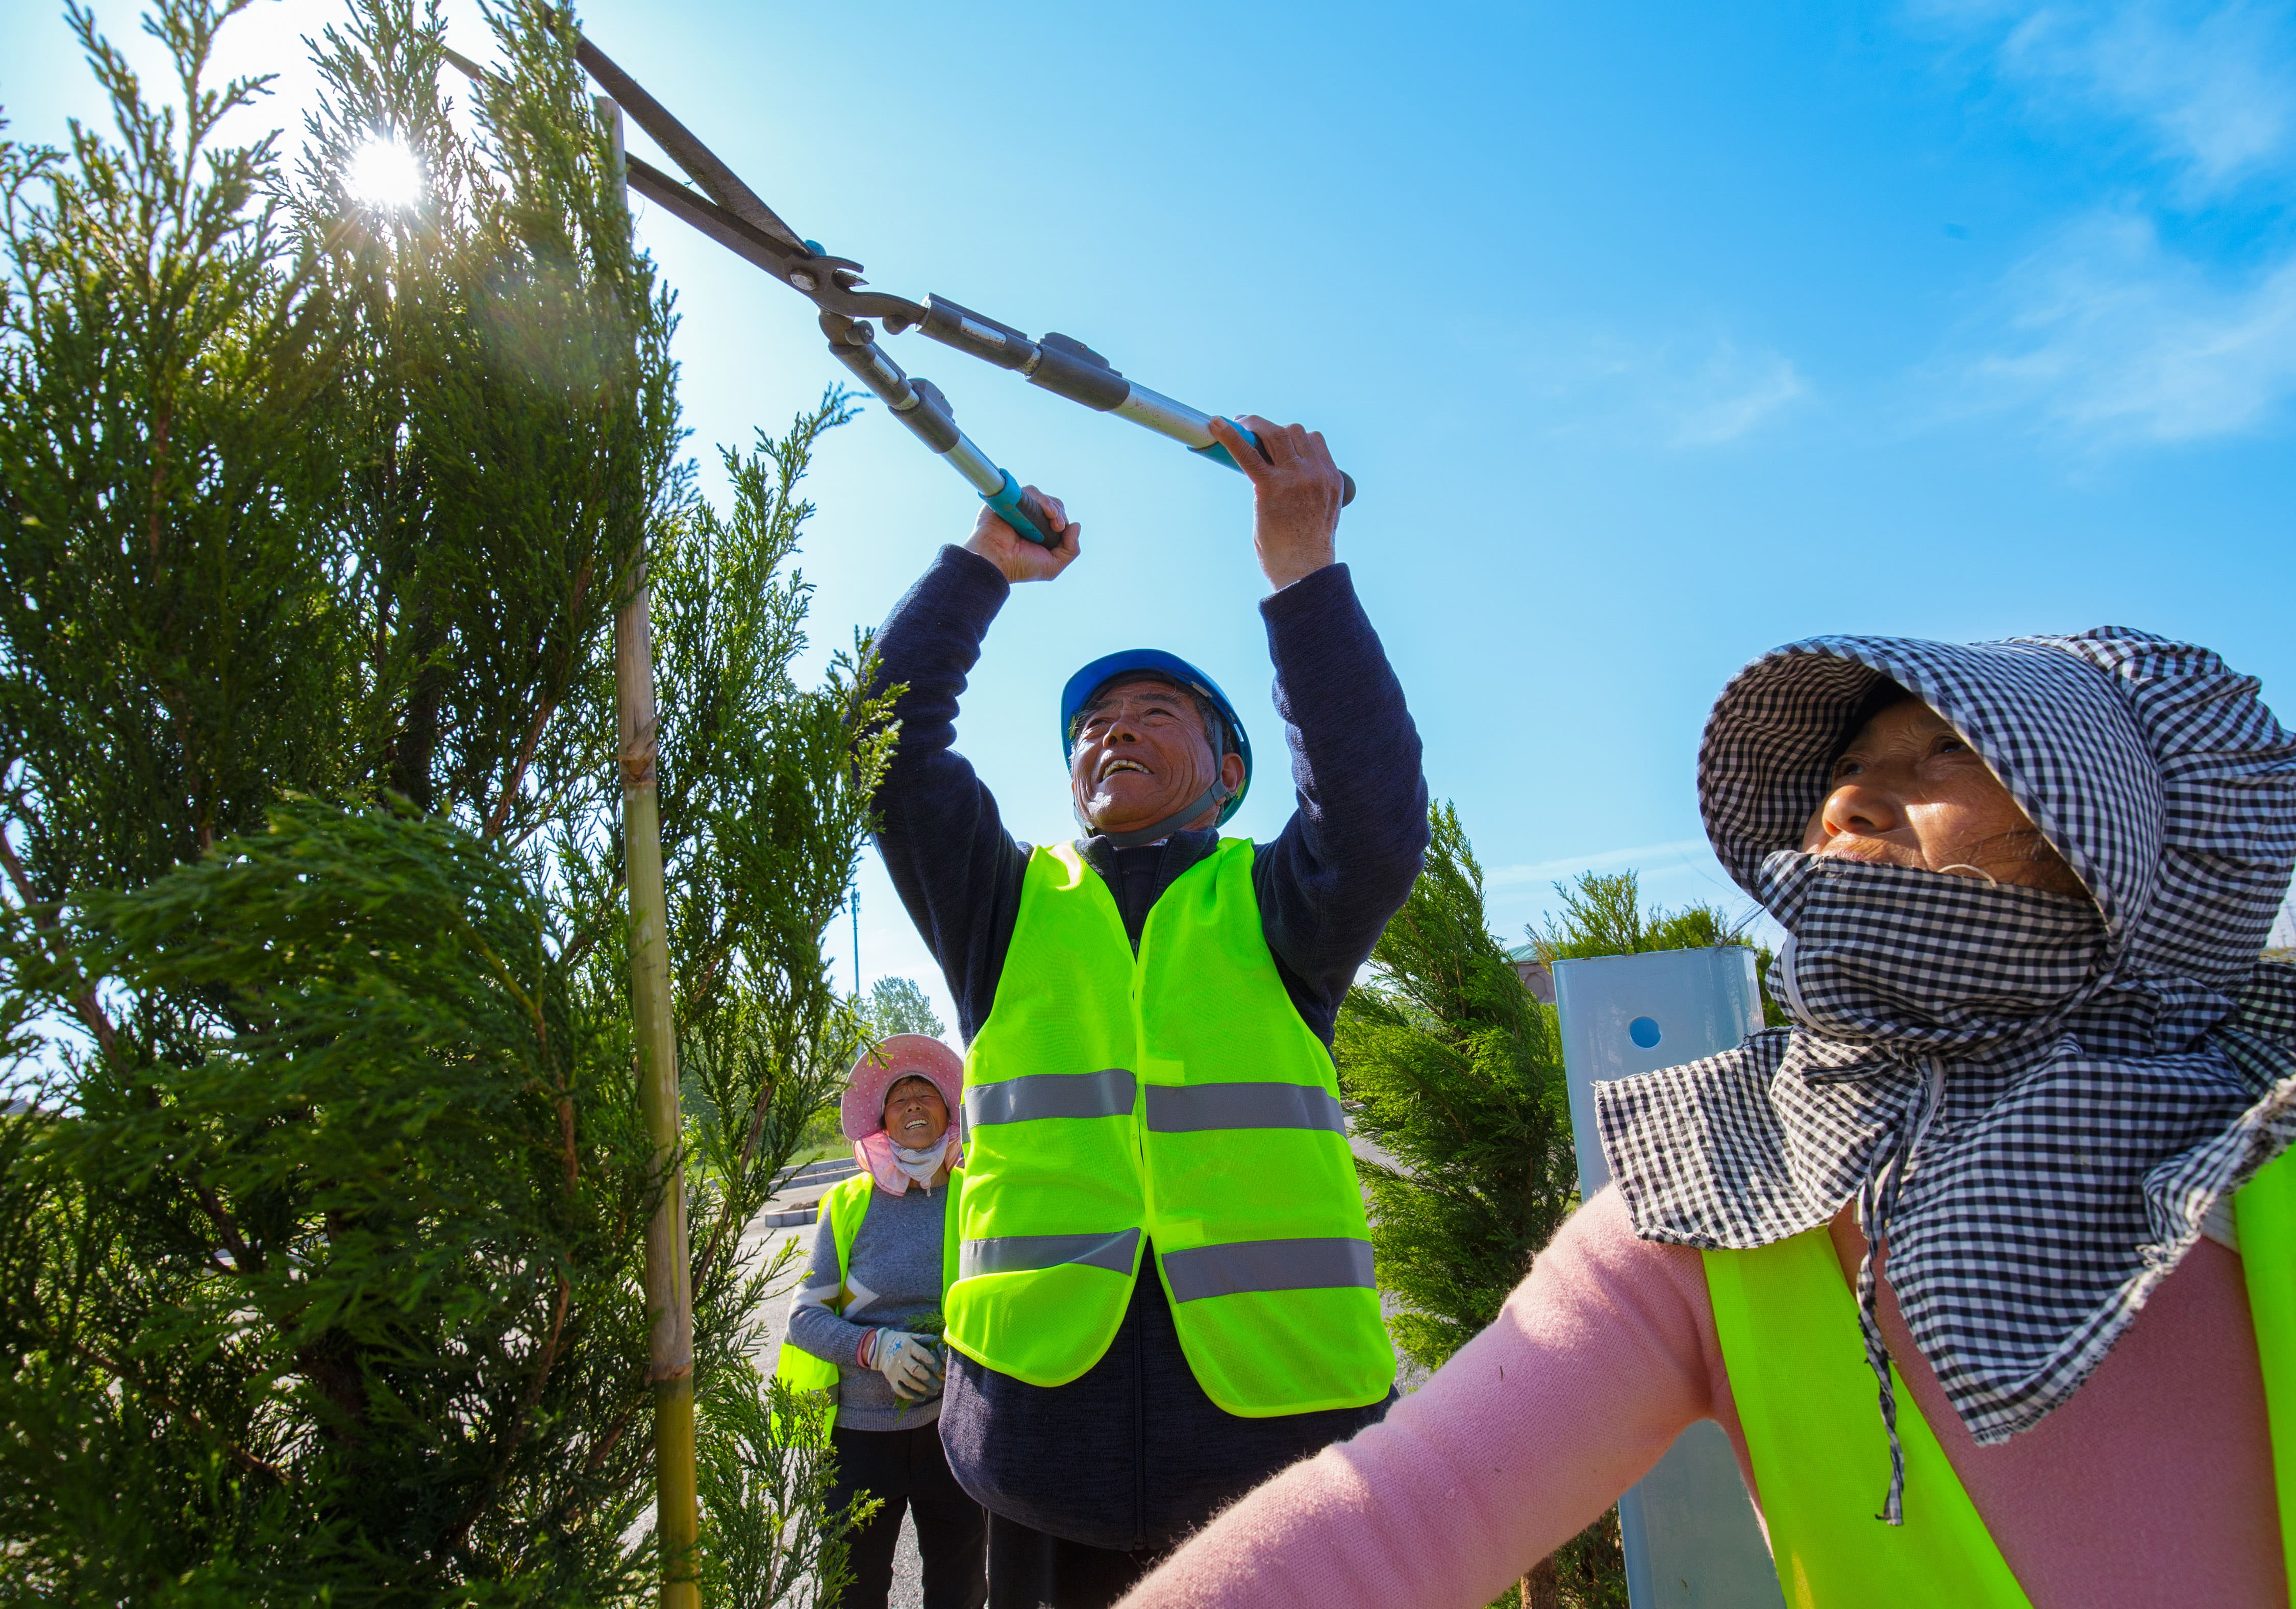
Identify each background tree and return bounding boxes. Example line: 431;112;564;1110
864;976;946;1042
1338;803;1578;1376
1340;814;1768;1609
1532;870;1786;1028
0;2;888;1601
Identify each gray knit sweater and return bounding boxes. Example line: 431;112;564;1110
784;1178;951;1431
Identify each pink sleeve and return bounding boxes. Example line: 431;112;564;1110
1118;1189;1734;1609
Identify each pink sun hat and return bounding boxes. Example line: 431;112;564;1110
841;1034;964;1144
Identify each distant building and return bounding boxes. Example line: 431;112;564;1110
1507;940;1555;1004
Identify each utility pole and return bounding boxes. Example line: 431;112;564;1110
851;886;861;998
600;94;701;1609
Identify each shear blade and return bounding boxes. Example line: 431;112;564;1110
574;32;811;256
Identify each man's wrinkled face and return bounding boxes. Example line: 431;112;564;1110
1800;698;2087;896
1068;678;1245;837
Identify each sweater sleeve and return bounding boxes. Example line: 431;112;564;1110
1115;1189;1733;1609
785;1200;871;1367
1249;563;1430;1043
866;545;1033;1042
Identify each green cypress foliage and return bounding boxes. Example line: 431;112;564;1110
695;1381;878;1609
654;400;897;1324
1336;802;1578;1374
0;0;351;967
0;2;892;1601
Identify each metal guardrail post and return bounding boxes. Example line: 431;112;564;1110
1554;948;1786;1609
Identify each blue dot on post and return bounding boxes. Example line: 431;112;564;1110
1628;1016;1662;1049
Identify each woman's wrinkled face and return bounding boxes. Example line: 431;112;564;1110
1801;698;2088;896
882;1076;950;1149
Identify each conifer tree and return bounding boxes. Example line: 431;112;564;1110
0;2;891;1600
1337;802;1578;1374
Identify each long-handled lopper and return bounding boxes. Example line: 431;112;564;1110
448;34;1354;547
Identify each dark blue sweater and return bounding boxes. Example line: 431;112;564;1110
867;545;1428;1551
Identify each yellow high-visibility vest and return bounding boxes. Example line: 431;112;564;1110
769;1168;963;1440
944;838;1393;1416
1704;1147;2296;1606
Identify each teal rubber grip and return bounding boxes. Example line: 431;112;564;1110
1192;425;1357;506
983;469;1060;549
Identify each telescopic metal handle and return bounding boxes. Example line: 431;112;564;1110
914;299;1357;506
822;316;1063;549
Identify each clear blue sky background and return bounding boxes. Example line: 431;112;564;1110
8;1;2296;1031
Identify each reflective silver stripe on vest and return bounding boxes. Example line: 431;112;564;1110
1159;1237;1376;1303
964;1067;1136;1128
1144;1081;1346;1135
959;1228;1142;1281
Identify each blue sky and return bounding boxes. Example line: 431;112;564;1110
8;1;2296;1030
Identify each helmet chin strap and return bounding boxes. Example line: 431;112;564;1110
1076;779;1234;849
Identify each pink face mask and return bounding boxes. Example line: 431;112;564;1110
855;1128;961;1194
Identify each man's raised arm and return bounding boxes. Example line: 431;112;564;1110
865;492;1078;1042
1201;415;1430;1041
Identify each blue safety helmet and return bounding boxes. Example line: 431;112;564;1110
1060;649;1252;826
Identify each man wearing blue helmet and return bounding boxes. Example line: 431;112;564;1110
865;414;1428;1609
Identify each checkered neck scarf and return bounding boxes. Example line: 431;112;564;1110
1595;628;2296;1523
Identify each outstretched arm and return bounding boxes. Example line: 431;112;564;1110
1116;1191;1731;1609
867;490;1077;1042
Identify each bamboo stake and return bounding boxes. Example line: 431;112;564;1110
600;93;702;1609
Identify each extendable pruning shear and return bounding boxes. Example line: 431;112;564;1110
451;33;1356;548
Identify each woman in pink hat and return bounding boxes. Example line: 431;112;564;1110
778;1034;986;1608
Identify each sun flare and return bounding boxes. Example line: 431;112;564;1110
347;137;425;212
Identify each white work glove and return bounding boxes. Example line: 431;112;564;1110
869;1330;943;1402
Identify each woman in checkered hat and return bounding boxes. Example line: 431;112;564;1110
1116;629;2296;1609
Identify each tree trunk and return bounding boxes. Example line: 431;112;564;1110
390;595;443;813
1520;1555;1561;1609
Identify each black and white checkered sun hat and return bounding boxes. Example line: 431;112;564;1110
1595;628;2296;1519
